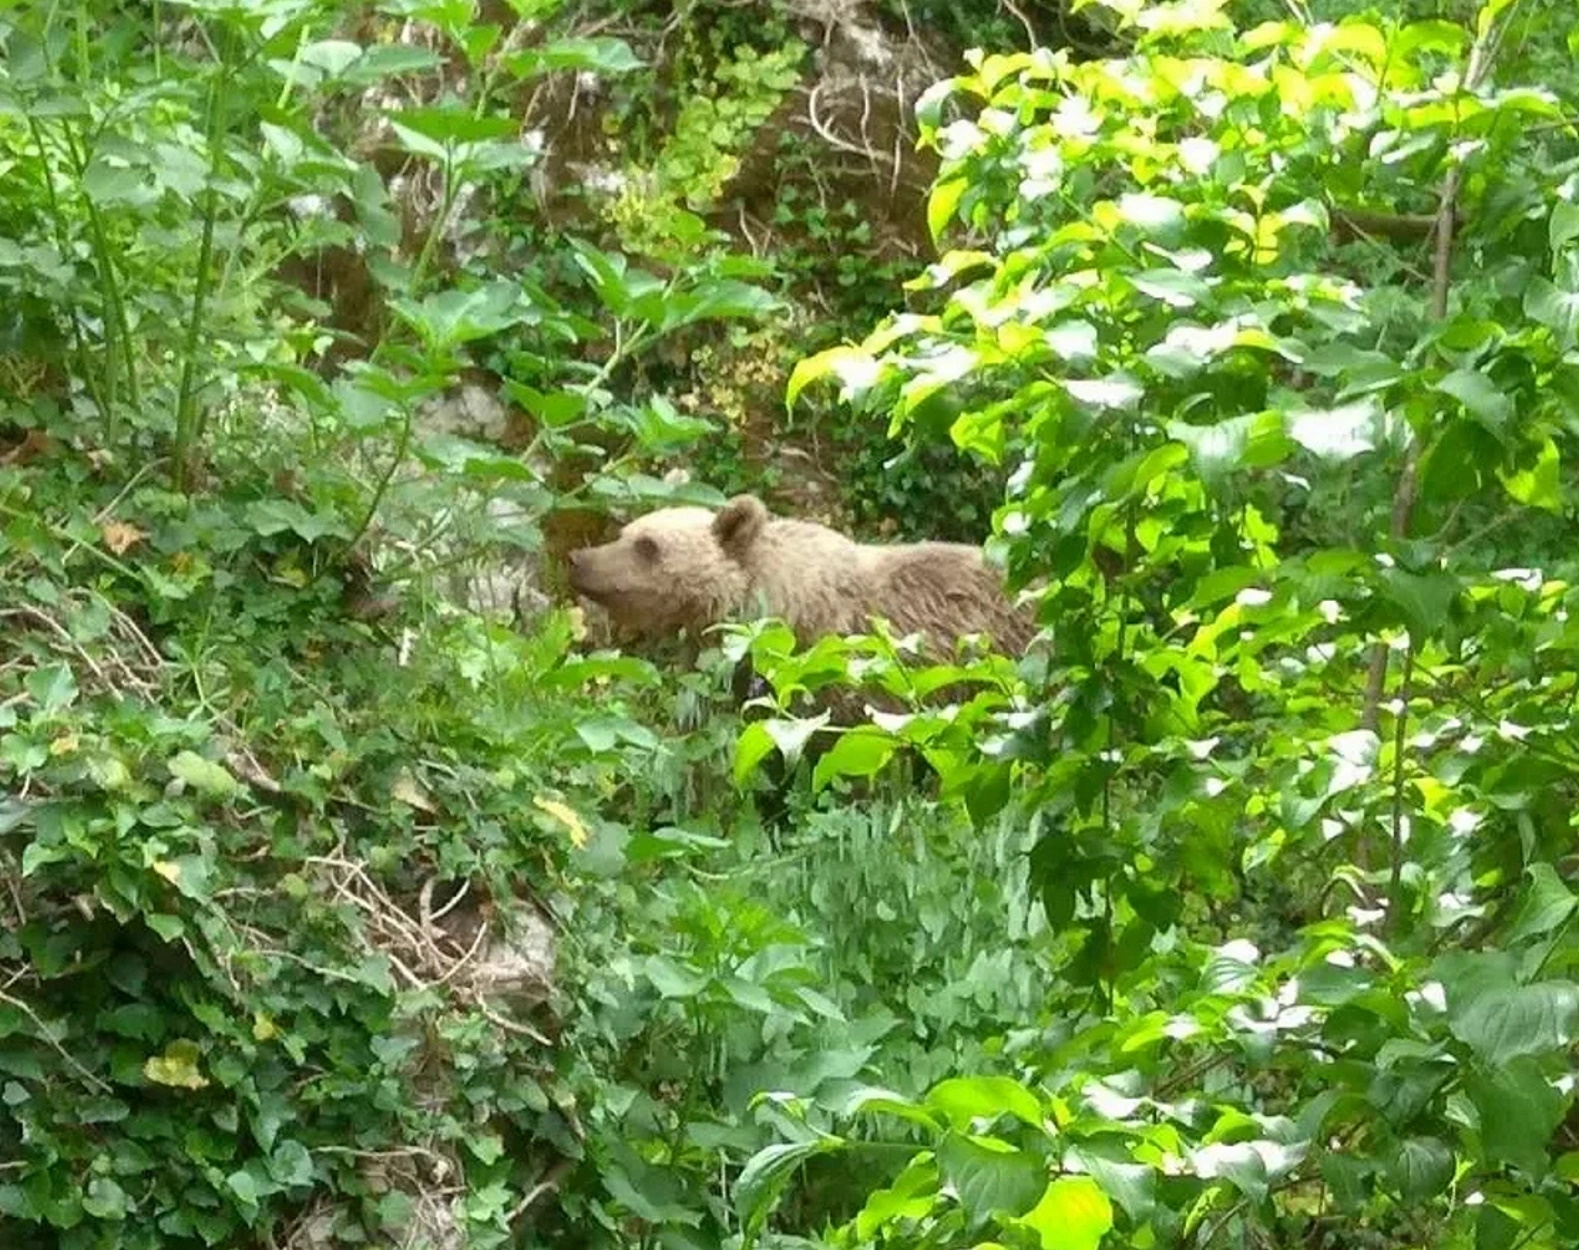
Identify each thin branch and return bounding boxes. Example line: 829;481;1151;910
1357;23;1499;866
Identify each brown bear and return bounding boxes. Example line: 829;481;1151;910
565;493;1035;659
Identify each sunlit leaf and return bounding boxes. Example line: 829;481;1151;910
1016;1176;1113;1250
927;1076;1045;1130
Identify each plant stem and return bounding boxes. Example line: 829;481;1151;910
1357;20;1497;868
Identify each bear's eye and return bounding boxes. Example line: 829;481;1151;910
635;535;660;562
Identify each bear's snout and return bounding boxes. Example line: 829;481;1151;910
565;546;605;599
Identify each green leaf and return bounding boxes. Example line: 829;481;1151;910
764;715;826;769
168;751;241;798
506;37;643;79
937;1132;1046;1223
838;1086;943;1133
385;107;517;147
82;1177;129;1220
812;727;899;792
268;1139;315;1188
297;38;364;77
1434;368;1511;434
1191;1142;1267;1204
733;722;779;786
1525;279;1579;348
643;955;708;999
1553;201;1579;252
1467;1057;1563;1175
1016;1176;1114;1250
929;177;970;241
344;44;444;85
787;346;879;409
927;1076;1045;1130
143;1040;209;1090
1506;864;1579;944
1130;267;1211;309
1386;1136;1453;1203
1378;568;1458;641
1168;412;1290;486
1448;979;1579;1065
736;1140;835;1231
1498;438;1561;512
1114;192;1184;232
1070;1147;1154;1222
26;663;78;714
393;281;526;347
245;499;351;543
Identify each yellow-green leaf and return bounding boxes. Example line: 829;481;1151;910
144;1040;210;1090
928;176;969;242
1017;1176;1113;1250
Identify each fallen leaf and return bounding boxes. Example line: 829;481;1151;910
391;771;436;812
100;520;146;555
534;795;589;848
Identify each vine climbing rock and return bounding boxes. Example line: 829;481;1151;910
566;493;1035;660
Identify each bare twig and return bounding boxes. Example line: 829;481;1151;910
0;987;112;1093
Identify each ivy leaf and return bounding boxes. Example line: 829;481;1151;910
82;1177;129;1220
1551;200;1579;252
268;1140;315;1188
937;1132;1046;1223
167;751;241;799
1016;1176;1114;1250
143;1040;209;1090
26;663;78;714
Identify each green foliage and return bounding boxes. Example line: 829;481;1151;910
0;446;682;1246
769;0;1579;1244
604;40;808;258
12;1;1579;1249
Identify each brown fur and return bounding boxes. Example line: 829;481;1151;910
567;494;1034;658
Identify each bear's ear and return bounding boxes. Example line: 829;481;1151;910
713;494;768;557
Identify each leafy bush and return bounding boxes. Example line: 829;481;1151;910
769;0;1579;1244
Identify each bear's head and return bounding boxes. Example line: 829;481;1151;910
566;495;769;636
